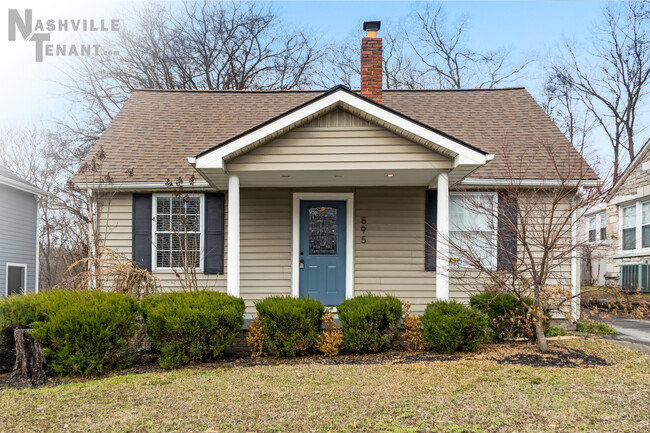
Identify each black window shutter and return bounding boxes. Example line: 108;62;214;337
497;191;518;271
132;194;152;271
204;193;225;274
425;189;437;271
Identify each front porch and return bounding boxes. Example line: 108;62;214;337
221;183;452;313
188;86;493;311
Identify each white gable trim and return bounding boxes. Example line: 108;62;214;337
192;88;491;171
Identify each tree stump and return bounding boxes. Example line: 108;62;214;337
13;329;47;386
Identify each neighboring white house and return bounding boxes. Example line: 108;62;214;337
578;201;609;286
73;22;597;318
0;166;48;296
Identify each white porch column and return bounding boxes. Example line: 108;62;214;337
570;190;581;321
227;174;240;297
436;172;450;301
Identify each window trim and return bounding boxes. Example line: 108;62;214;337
618;200;650;254
586;211;607;244
5;263;27;296
448;191;498;270
151;193;205;272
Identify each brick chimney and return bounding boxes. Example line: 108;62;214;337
361;21;382;103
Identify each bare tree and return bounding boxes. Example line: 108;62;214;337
317;28;425;90
409;3;531;89
61;1;321;155
0;127;89;289
440;144;602;353
548;2;650;182
65;147;121;290
540;78;604;179
162;176;208;292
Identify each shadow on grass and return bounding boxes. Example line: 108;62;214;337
0;342;611;390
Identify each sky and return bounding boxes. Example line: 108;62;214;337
0;1;646;169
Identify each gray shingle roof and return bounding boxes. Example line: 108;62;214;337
75;87;597;184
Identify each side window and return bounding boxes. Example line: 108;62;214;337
588;216;596;242
622;205;636;251
599;213;607;241
642;202;650;248
449;193;497;269
6;265;26;296
154;195;202;269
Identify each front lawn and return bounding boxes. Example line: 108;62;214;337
1;340;648;433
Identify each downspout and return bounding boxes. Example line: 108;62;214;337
87;188;96;289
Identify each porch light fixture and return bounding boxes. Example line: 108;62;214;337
386;174;395;177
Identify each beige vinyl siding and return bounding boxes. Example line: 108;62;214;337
240;188;292;311
227;110;452;172
448;190;574;303
99;191;292;313
99;193;227;292
303;108;373;128
99;193;133;258
354;187;436;312
99;188;574;315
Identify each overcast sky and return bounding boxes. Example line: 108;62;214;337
1;1;648;169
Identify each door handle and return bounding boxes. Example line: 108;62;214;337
299;259;305;269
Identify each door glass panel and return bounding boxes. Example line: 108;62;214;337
309;206;337;255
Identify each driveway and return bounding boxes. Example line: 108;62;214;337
593;315;650;347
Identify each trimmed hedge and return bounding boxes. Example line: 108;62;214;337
0;289;139;376
255;296;324;357
469;292;535;341
337;294;402;353
421;300;489;353
141;291;244;369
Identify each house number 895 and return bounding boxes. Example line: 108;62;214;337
361;216;367;243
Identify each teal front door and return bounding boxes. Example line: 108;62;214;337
299;200;346;305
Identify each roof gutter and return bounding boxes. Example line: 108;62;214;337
75;181;212;190
0;176;52;197
460;178;601;187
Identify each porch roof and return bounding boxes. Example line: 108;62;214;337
191;86;493;189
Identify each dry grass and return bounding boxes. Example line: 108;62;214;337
581;286;650;301
1;340;649;433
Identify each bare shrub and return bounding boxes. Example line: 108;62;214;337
246;314;265;357
402;302;425;351
315;311;344;357
104;251;160;301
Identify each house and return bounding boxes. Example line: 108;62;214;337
578;201;608;286
602;138;650;291
74;22;596;317
0;166;47;296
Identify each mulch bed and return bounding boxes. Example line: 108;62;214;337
490;347;610;368
0;341;610;390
